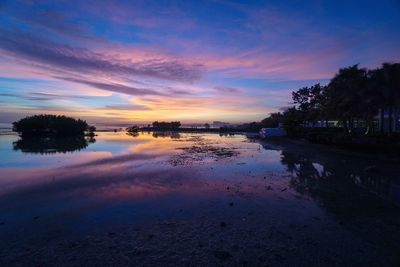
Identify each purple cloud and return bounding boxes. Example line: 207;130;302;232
0;28;204;83
213;86;241;93
54;76;165;96
103;104;151;111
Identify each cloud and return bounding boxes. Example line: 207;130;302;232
103;104;151;111
213;86;241;93
0;28;204;83
54;76;165;96
0;92;93;101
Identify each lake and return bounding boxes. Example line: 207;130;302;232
0;132;400;266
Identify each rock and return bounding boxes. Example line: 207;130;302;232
0;222;4;225
33;216;39;220
229;202;234;206
281;188;287;192
220;222;227;227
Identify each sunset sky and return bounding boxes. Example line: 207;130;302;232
1;0;400;126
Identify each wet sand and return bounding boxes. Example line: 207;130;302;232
0;132;399;266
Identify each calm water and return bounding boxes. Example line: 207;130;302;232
0;132;400;266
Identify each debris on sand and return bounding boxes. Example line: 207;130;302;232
179;145;239;158
169;134;241;166
281;188;287;192
220;222;227;227
229;202;234;206
170;145;239;166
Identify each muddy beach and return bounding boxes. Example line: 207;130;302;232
0;132;399;266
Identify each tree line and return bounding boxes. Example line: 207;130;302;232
151;121;181;130
261;62;400;135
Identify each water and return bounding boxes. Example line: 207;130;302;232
0;132;399;266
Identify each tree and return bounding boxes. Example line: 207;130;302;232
370;63;400;134
292;84;328;127
261;112;283;128
152;121;181;130
13;114;90;136
282;107;303;137
326;65;369;133
126;125;139;132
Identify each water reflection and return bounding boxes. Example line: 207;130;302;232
152;131;181;139
126;131;139;137
277;146;400;207
13;136;96;154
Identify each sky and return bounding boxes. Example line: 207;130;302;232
1;0;400;126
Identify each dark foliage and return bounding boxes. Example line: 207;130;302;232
126;125;140;132
152;121;181;130
261;112;283;128
260;62;400;136
13;115;94;137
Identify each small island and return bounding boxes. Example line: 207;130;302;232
12;114;96;137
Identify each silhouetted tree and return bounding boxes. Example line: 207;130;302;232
152;121;181;130
126;125;139;132
370;63;400;134
12;115;92;137
326;65;369;133
292;84;329;127
261;112;283;128
282;107;303;137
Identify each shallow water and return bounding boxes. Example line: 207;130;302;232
0;132;399;266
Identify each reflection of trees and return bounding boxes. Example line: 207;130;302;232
13;136;95;154
126;131;139;138
280;149;400;250
152;131;181;139
219;132;235;137
280;149;399;210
